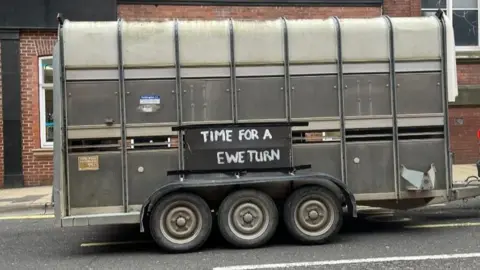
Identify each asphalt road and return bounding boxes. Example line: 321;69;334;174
1;200;480;270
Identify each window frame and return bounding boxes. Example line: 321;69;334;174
421;0;480;51
38;56;54;149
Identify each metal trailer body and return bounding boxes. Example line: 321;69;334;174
52;11;480;252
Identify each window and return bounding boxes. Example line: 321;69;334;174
39;56;53;148
421;0;480;50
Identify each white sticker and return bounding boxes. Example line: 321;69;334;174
137;105;158;113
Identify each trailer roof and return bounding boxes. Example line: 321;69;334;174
59;15;458;102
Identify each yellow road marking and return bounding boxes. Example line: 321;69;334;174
405;222;480;229
0;214;54;220
359;211;395;215
428;203;447;207
80;240;152;247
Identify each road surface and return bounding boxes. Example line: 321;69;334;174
1;199;480;270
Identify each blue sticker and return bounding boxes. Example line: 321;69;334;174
140;95;161;105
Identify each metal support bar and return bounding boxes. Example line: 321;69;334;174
437;11;453;199
282;17;294;169
228;18;238;123
332;16;347;185
282;17;292;122
117;19;129;212
451;185;480;201
57;19;70;216
174;19;185;179
384;16;400;200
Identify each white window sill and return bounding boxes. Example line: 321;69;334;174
456;50;480;62
456;47;480;52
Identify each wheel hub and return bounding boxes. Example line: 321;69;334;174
295;199;332;236
229;201;269;240
176;216;187;227
243;212;254;223
308;210;319;220
160;203;202;244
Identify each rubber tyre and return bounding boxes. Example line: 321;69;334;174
217;189;278;248
284;186;343;244
149;192;212;253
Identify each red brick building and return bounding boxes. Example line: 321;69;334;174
0;0;479;188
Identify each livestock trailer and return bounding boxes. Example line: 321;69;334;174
52;11;480;252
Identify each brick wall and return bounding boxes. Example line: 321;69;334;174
117;5;381;20
383;0;421;17
457;63;480;85
449;107;480;164
19;31;57;186
451;63;480;163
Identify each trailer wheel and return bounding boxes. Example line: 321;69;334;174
149;192;212;253
217;189;278;248
284;186;343;244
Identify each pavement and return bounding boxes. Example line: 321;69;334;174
0;164;478;214
0;185;52;213
1;198;480;269
453;164;479;181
